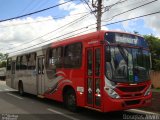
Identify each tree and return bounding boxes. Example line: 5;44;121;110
0;53;8;68
144;35;160;71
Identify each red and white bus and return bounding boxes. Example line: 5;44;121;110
6;30;152;112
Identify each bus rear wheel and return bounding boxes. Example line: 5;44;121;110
18;82;24;96
64;89;77;112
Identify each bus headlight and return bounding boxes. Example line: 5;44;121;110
107;88;120;99
104;77;120;99
144;85;151;96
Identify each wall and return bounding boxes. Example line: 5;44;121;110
150;71;160;88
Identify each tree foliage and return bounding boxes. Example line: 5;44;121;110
144;35;160;71
0;53;8;68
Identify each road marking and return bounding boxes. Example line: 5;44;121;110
5;89;10;91
47;108;79;120
7;93;23;100
127;109;160;115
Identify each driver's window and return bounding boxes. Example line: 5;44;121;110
114;47;127;78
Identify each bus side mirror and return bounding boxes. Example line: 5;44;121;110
106;46;111;62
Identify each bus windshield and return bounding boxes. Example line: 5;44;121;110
105;33;151;83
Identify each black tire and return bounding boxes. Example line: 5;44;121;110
64;89;77;112
18;82;24;96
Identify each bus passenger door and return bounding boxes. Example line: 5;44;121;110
11;61;16;88
37;56;45;95
86;47;102;109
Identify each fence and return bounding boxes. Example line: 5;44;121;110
150;71;160;88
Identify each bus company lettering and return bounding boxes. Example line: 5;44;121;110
88;40;98;44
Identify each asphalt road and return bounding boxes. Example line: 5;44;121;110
0;81;159;120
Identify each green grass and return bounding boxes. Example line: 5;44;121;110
152;88;160;92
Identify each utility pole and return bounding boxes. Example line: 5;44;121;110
92;0;103;31
92;0;127;31
96;0;102;31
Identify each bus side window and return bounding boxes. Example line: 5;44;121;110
95;48;101;76
11;62;16;74
20;55;28;70
87;50;92;76
56;47;63;68
46;48;56;79
64;42;82;68
45;48;51;68
16;56;20;70
48;48;56;68
49;47;63;71
64;46;71;68
28;53;36;70
7;58;12;71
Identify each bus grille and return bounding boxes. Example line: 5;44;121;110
121;93;143;98
117;85;146;92
125;100;141;106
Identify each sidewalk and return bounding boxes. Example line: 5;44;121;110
0;80;15;91
140;90;160;114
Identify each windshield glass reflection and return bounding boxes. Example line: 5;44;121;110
106;46;150;83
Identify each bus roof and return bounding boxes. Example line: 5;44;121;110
50;30;144;47
9;30;143;57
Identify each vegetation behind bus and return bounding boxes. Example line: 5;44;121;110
0;53;8;68
144;35;160;71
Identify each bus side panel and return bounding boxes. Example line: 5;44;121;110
14;70;37;95
44;68;86;107
62;69;85;107
6;70;12;88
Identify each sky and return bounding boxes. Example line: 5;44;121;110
0;0;160;56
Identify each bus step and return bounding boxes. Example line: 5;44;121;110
37;95;44;98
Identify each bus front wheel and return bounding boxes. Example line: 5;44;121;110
64;89;77;112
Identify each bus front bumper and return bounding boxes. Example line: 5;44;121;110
103;92;152;112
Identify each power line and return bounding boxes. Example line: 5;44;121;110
2;13;90;50
91;0;127;31
0;0;74;23
0;12;89;28
1;13;90;51
29;0;50;13
83;0;94;12
9;27;95;56
1;0;158;46
17;0;36;16
81;0;97;17
102;0;158;23
8;24;97;55
102;10;160;26
2;0;154;43
103;0;127;13
104;0;151;13
7;10;160;55
2;0;159;53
